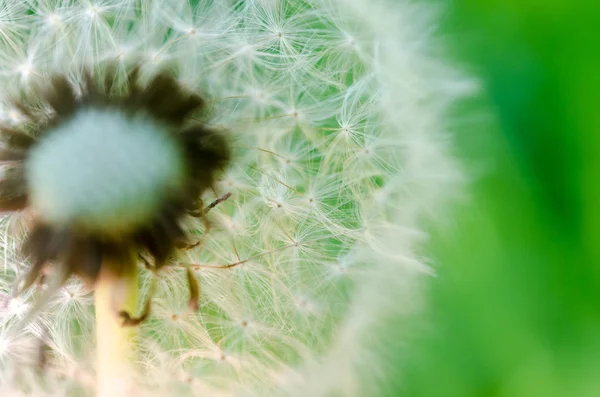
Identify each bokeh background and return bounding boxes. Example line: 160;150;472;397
392;1;600;396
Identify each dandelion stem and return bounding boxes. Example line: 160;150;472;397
94;250;139;397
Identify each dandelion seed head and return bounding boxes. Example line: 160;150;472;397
85;6;100;19
0;0;472;394
27;108;186;232
6;296;29;318
17;62;33;80
46;13;61;26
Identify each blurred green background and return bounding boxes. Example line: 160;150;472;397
395;2;600;396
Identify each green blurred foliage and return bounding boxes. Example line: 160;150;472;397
397;2;600;397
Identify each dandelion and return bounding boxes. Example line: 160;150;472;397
0;0;473;396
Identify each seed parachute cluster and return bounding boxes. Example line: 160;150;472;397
0;0;472;396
